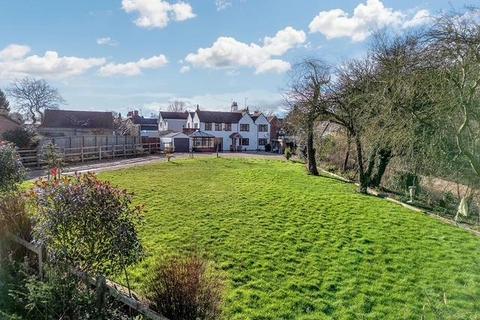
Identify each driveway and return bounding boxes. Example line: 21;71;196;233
27;152;284;180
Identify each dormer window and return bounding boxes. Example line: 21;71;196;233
215;123;222;131
240;124;250;132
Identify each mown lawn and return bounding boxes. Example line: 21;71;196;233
99;158;480;319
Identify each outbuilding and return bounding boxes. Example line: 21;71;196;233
160;132;191;152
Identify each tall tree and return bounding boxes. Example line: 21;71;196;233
426;10;480;180
327;58;380;193
167;100;187;112
367;32;434;187
285;59;331;175
0;89;10;112
7;77;64;124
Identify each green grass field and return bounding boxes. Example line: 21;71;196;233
99;158;480;319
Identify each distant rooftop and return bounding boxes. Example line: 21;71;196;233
159;111;189;120
41;109;113;129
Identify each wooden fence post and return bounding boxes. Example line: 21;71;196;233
96;275;107;316
36;148;41;168
38;244;46;280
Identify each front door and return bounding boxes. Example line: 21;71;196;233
231;138;237;151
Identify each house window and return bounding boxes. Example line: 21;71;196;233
205;122;212;131
194;123;199;129
240;124;250;132
258;124;268;132
194;138;214;147
240;138;249;146
258;138;268;146
215;123;222;131
224;123;232;131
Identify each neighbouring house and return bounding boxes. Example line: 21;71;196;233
38;109;114;137
127;110;159;139
113;113;138;136
159;132;191;152
158;111;189;132
0;108;21;136
268;115;284;140
185;103;270;151
268;115;287;153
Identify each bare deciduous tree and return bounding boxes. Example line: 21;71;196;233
8;77;65;124
168;100;187;112
328;59;380;193
0;89;10;112
285;59;331;175
427;10;480;178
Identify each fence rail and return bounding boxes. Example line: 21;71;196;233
42;135;141;149
5;232;168;320
17;142;164;167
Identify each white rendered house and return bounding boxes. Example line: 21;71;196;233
185;105;270;151
158;111;189;132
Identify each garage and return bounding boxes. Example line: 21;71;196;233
160;132;191;153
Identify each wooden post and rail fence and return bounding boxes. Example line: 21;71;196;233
17;142;164;168
4;233;168;320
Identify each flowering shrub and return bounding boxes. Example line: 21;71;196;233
0;141;25;192
31;173;143;276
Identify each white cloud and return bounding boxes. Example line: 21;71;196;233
215;0;232;11
255;60;291;74
0;44;105;80
96;37;119;46
184;26;306;74
0;44;31;61
99;55;168;76
309;0;430;42
179;65;190;73
142;89;284;113
402;9;432;28
122;0;195;29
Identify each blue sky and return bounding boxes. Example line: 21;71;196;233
0;0;473;116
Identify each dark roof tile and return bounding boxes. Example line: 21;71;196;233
41;109;113;129
159;111;189;120
197;111;243;123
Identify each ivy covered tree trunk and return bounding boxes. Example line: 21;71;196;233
354;134;368;194
365;146;378;184
306;122;319;176
343;133;351;172
370;148;392;188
